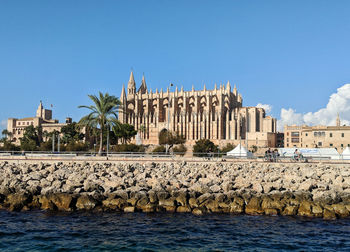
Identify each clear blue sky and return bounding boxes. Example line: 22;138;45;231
1;0;350;131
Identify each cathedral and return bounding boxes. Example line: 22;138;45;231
119;72;277;148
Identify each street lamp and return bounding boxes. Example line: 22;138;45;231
166;83;174;154
234;113;242;157
106;123;111;156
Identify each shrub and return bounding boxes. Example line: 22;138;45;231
112;144;145;153
251;145;258;153
159;129;185;145
0;141;20;152
39;141;53;151
173;144;187;156
193;139;218;157
64;142;89;152
152;145;166;153
20;139;37;151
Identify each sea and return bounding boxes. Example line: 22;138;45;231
1;210;350;251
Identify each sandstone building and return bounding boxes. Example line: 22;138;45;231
120;72;277;148
7;102;72;144
284;115;350;151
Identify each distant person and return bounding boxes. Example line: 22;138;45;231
273;149;279;162
294;149;299;160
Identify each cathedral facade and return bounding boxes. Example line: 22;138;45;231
120;72;277;148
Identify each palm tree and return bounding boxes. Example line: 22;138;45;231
1;129;13;141
139;124;147;139
78;92;122;155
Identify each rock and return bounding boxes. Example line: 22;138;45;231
205;200;221;213
197;193;213;204
252;183;263;193
298;201;314;217
48;194;74;211
323;209;337;220
38;195;56;210
163;206;177;212
264;208;278;215
127;198;138;206
177;206;191;213
332;203;350;218
103;198;126;210
124;206;135;213
311;203;323;218
76;195;98;210
159;198;175;207
5;193;31;211
140;203;156;213
148;191;157;203
176;190;188;206
261;196;284;213
192;208;204;215
210;184;221;193
136;197;150;208
189;198;199;208
282;206;298;216
299;180;317;192
245;197;264;215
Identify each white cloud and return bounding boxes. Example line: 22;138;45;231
256;103;272;114
278;84;350;131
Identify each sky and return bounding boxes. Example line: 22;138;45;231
1;0;350;132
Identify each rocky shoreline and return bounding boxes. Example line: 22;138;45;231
1;161;350;220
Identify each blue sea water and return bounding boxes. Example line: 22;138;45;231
1;211;350;251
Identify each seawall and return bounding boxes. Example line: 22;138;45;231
1;160;350;219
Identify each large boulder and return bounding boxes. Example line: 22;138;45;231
245;197;264;215
76;195;98;210
48;194;74;211
5;193;32;211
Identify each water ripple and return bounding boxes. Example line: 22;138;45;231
1;211;350;251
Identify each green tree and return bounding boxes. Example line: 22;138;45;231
112;123;137;144
60;122;84;144
20;125;42;151
193;139;218;157
78;92;121;155
0;140;20;151
2;129;13;141
173;144;187;156
158;129;185;152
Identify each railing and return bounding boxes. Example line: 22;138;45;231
0;150;255;161
0;151;348;162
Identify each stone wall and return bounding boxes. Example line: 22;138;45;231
1;161;350;220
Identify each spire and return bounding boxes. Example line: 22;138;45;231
233;83;238;96
203;83;206;91
127;71;136;95
214;83;217;90
226;81;231;92
120;84;126;103
192;85;195;92
138;73;148;94
336;113;341;127
36;100;43;118
38;100;43;109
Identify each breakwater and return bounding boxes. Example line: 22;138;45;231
1;160;350;220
